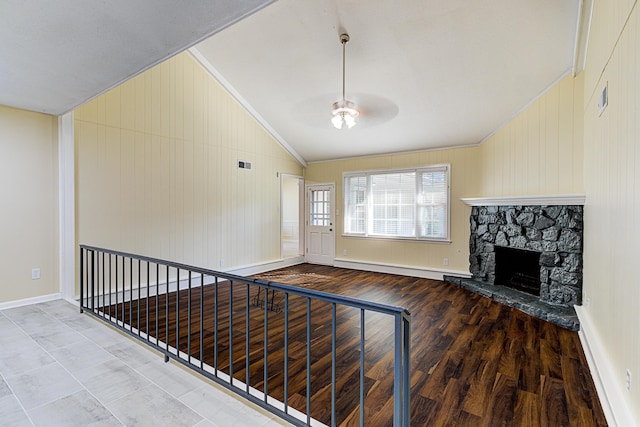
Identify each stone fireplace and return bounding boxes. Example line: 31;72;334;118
445;195;585;330
469;204;583;306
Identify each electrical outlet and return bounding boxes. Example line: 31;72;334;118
443;258;449;266
585;297;591;308
343;249;348;256
31;268;41;280
626;369;632;391
219;260;224;268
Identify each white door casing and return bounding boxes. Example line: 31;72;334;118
306;183;335;265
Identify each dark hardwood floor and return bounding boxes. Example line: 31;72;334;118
107;264;606;426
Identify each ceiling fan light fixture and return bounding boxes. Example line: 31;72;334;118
331;33;359;130
331;99;359;129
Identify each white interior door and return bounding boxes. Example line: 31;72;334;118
306;184;335;265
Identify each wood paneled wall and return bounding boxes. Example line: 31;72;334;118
478;73;584;196
75;52;303;270
583;0;636;105
581;1;640;422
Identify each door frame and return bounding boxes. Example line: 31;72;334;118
305;182;336;265
280;173;304;259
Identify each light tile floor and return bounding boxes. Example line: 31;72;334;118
0;299;292;427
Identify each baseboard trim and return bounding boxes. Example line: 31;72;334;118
0;293;62;310
575;305;637;427
333;258;471;281
225;256;304;276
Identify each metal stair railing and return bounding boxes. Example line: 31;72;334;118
79;245;411;426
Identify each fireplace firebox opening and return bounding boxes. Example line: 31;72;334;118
495;246;541;296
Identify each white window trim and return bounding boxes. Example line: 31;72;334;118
342;164;451;243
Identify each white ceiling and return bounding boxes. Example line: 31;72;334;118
195;0;581;163
1;0;580;164
0;0;274;115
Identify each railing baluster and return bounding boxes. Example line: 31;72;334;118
245;283;250;393
101;252;105;316
90;250;95;311
96;251;100;311
176;267;180;356
138;260;142;336
331;303;337;427
79;248;84;313
82;248;85;309
114;256;117;322
188;270;192;364
306;298;311;425
394;314;401;427
263;285;269;402
108;254;112;320
229;279;234;384
283;293;289;414
115;256;119;324
200;273;204;370
146;261;150;341
165;265;170;355
403;313;411;426
214;276;219;375
155;263;159;345
360;309;365;426
129;258;133;332
95;251;99;311
121;256;125;328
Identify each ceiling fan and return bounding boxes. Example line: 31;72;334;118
331;33;359;129
290;32;399;130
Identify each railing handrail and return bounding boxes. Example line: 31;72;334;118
80;244;411;318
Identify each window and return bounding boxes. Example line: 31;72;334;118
310;188;331;226
343;165;449;241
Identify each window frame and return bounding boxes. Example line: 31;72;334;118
342;164;451;242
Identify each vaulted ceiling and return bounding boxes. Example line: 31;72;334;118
0;0;274;115
1;0;581;163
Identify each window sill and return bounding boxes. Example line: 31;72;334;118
341;234;451;244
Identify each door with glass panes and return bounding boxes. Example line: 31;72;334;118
306;184;335;265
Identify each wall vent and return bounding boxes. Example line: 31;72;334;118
598;81;608;116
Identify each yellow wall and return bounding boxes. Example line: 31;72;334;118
75;52;303;270
581;1;640;421
0;105;59;303
479;73;584;196
305;147;482;273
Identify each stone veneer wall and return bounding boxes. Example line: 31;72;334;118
469;205;583;307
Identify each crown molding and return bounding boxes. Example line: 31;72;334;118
188;47;307;168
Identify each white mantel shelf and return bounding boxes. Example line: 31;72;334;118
460;194;586;206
